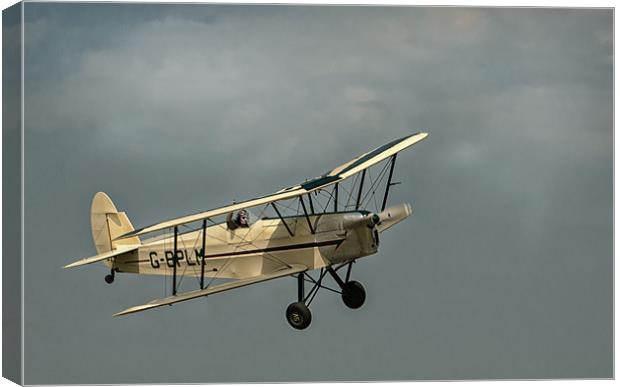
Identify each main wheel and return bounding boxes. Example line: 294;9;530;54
341;281;366;309
286;302;312;330
104;274;114;284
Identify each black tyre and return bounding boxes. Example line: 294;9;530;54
341;281;366;309
104;274;114;284
286;302;312;330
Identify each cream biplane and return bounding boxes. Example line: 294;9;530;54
65;132;428;329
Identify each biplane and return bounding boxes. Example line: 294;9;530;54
65;132;428;329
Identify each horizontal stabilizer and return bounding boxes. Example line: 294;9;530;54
114;264;307;317
377;203;413;233
64;245;139;269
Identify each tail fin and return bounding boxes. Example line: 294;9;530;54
91;192;140;254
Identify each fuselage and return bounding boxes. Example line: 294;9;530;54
112;210;380;279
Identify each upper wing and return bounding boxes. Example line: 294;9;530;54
113;264;307;316
116;132;428;240
115;184;330;240
321;132;428;179
64;245;139;269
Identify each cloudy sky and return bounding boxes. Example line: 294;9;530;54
18;4;612;383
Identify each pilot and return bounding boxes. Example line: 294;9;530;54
226;209;250;230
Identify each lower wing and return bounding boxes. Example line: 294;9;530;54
114;264;307;316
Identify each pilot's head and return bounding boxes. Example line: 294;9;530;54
237;210;249;226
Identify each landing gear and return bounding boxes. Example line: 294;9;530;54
286;302;312;330
286;263;366;329
341;280;366;309
328;264;366;309
286;273;312;330
104;269;115;284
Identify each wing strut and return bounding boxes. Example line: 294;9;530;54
381;154;398;211
200;219;207;290
271;203;294;237
307;193;315;214
173;226;179;296
355;169;366;210
333;183;339;212
299;197;315;234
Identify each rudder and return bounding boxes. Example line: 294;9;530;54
91;192;140;254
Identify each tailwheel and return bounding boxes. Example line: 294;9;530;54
341;281;366;309
286;302;312;330
104;269;115;284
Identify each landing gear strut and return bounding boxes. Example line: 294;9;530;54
104;269;115;284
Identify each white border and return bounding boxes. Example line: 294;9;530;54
20;1;24;384
0;1;615;387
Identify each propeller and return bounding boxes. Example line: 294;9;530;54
342;203;413;233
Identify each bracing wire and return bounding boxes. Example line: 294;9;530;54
360;158;392;211
158;156;398;296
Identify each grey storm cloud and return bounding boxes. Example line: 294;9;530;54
19;4;611;384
